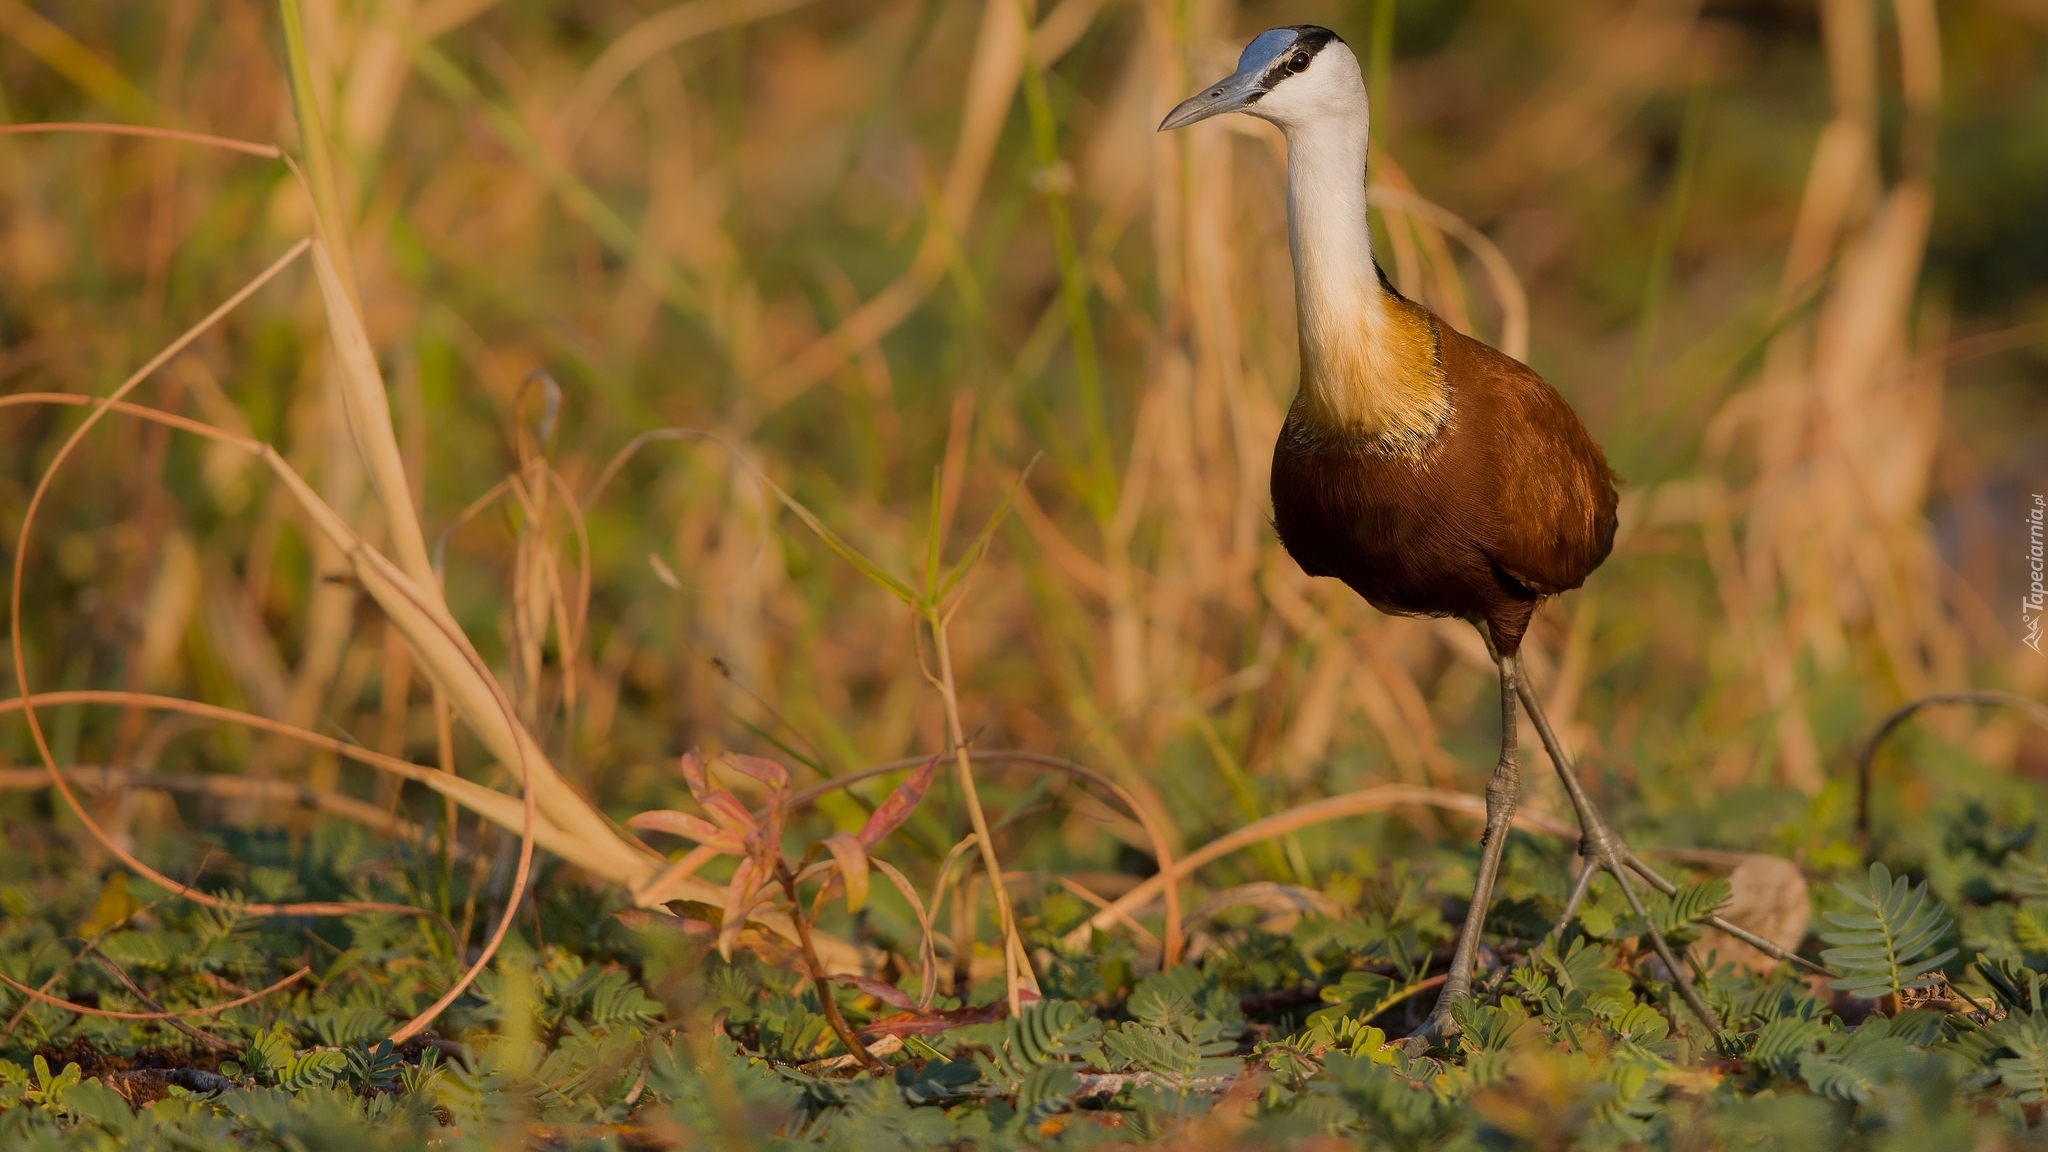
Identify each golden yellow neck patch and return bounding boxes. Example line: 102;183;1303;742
1292;288;1450;456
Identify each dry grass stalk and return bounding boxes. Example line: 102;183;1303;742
925;612;1034;1013
0;765;428;842
1064;784;1578;949
0;965;310;1023
0;0;2027;1056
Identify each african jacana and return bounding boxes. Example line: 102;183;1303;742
1161;26;1725;1041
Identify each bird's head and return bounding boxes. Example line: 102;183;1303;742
1158;25;1366;135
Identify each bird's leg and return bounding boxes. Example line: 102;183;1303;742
1616;847;1827;975
1414;652;1523;1046
1546;855;1599;946
1511;675;1723;1032
1531;684;1835;971
1519;682;1821;974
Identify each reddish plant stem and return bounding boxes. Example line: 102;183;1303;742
775;862;885;1072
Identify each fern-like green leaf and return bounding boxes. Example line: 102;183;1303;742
239;1023;297;1084
1796;1028;1913;1104
344;1039;403;1093
1589;1060;1659;1133
1309;970;1400;1028
397;1049;443;1099
1017;1062;1079;1129
1651;878;1733;939
1795;1049;1879;1103
896;1056;980;1105
1299;1016;1391;1058
1975;956;2046;1015
1449;998;1531;1054
977;1000;1104;1088
276;1048;348;1092
1100;1019;1239;1082
755;995;833;1063
1818;863;1958;1000
1996;856;2048;902
1548;938;1634;1011
95;929;190;973
1126;965;1242;1032
23;1056;81;1112
1992;1013;2048;1102
2013;904;2048;954
584;969;663;1030
1749;1015;1829;1078
1612;1003;1671;1048
1313;1054;1473;1147
310;1003;389;1047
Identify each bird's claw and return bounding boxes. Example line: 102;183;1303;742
1404;1000;1464;1056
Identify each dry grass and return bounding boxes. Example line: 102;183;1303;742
0;0;2043;1043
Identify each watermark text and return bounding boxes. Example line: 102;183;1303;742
2027;494;2045;655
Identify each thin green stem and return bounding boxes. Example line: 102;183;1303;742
1015;0;1113;526
1628;82;1710;393
1369;0;1397;152
926;611;1034;1014
275;0;354;292
1186;707;1300;884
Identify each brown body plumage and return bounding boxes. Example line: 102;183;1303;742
1269;289;1618;659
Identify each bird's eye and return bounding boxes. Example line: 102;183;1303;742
1287;51;1312;73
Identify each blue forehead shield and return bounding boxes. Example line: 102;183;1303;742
1157;28;1301;131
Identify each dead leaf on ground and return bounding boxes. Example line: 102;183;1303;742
1690;854;1810;975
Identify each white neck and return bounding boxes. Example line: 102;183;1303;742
1282;111;1389;368
1271;108;1446;449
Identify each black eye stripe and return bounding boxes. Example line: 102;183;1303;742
1286;25;1339;55
1260;25;1339;86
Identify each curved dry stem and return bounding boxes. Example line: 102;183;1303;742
922;615;1029;1012
3;375;535;1043
1063;785;1576;949
869;857;940;1010
770;861;884;1072
331;555;537;1048
0;121;282;158
1187;882;1343;927
927;833;985;986
975;751;1182;965
558;0;825;144
500;465;587;718
544;467;594;673
0;393;265;436
1855;690;2048;846
1367;183;1531;362
432;475;514;574
752;0;1029;407
0;765;426;842
1032;872;1156;946
6;239;340;920
778;748;1183;963
0;689;489;816
0;965;310;1022
332;515;538;1047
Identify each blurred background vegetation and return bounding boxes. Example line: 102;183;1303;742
0;0;2045;927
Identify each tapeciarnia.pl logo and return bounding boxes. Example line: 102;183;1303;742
2027;494;2046;656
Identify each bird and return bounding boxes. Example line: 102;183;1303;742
1159;26;1720;1043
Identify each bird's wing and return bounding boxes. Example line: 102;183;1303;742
1440;329;1620;596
